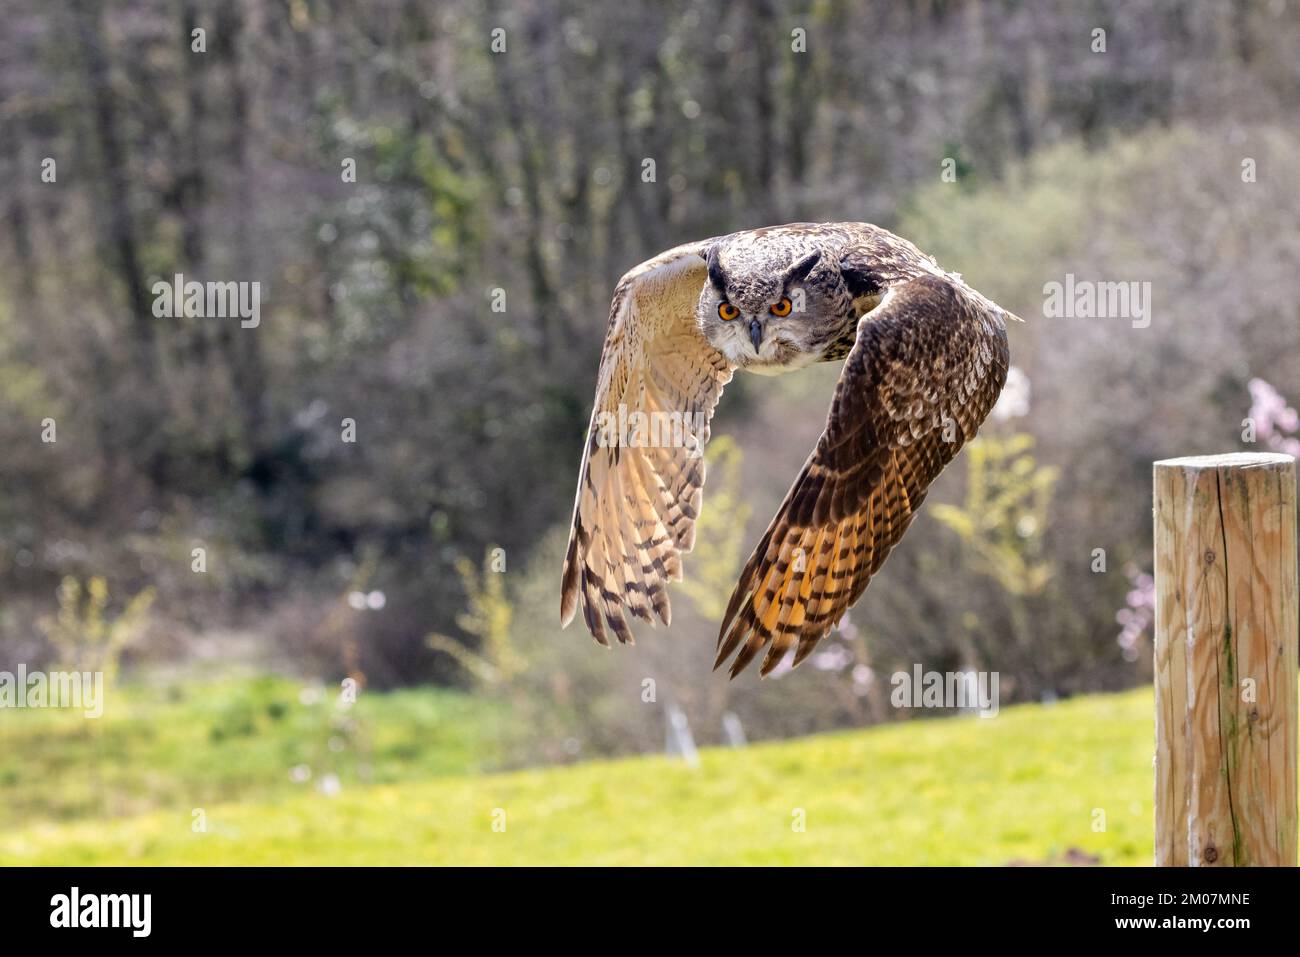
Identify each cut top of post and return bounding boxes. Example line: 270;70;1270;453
1155;452;1294;470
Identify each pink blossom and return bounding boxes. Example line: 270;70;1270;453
1247;378;1300;451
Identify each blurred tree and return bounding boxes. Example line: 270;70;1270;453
0;0;1297;716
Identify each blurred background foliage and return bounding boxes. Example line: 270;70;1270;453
2;0;1299;782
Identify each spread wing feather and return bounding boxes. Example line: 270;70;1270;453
561;241;734;644
715;273;1010;677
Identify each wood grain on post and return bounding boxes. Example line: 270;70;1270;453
1153;452;1298;866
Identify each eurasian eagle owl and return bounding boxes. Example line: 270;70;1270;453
561;222;1016;678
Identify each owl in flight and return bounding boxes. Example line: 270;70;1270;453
560;222;1015;678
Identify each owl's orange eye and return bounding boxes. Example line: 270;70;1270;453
718;302;740;321
770;297;793;317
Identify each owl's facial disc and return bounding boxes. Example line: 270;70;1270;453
698;242;834;371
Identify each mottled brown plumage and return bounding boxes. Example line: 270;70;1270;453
561;222;1014;678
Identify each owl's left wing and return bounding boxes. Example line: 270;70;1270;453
561;240;735;646
715;273;1010;678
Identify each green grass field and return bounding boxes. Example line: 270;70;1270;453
0;673;506;833
0;676;1162;865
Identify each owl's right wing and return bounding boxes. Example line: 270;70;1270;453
561;240;735;645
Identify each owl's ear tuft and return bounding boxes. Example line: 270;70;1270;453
703;245;727;292
786;249;821;285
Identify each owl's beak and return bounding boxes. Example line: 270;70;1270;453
748;318;763;352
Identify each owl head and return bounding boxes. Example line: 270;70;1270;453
696;235;855;373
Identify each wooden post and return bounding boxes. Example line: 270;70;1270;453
1154;453;1298;866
